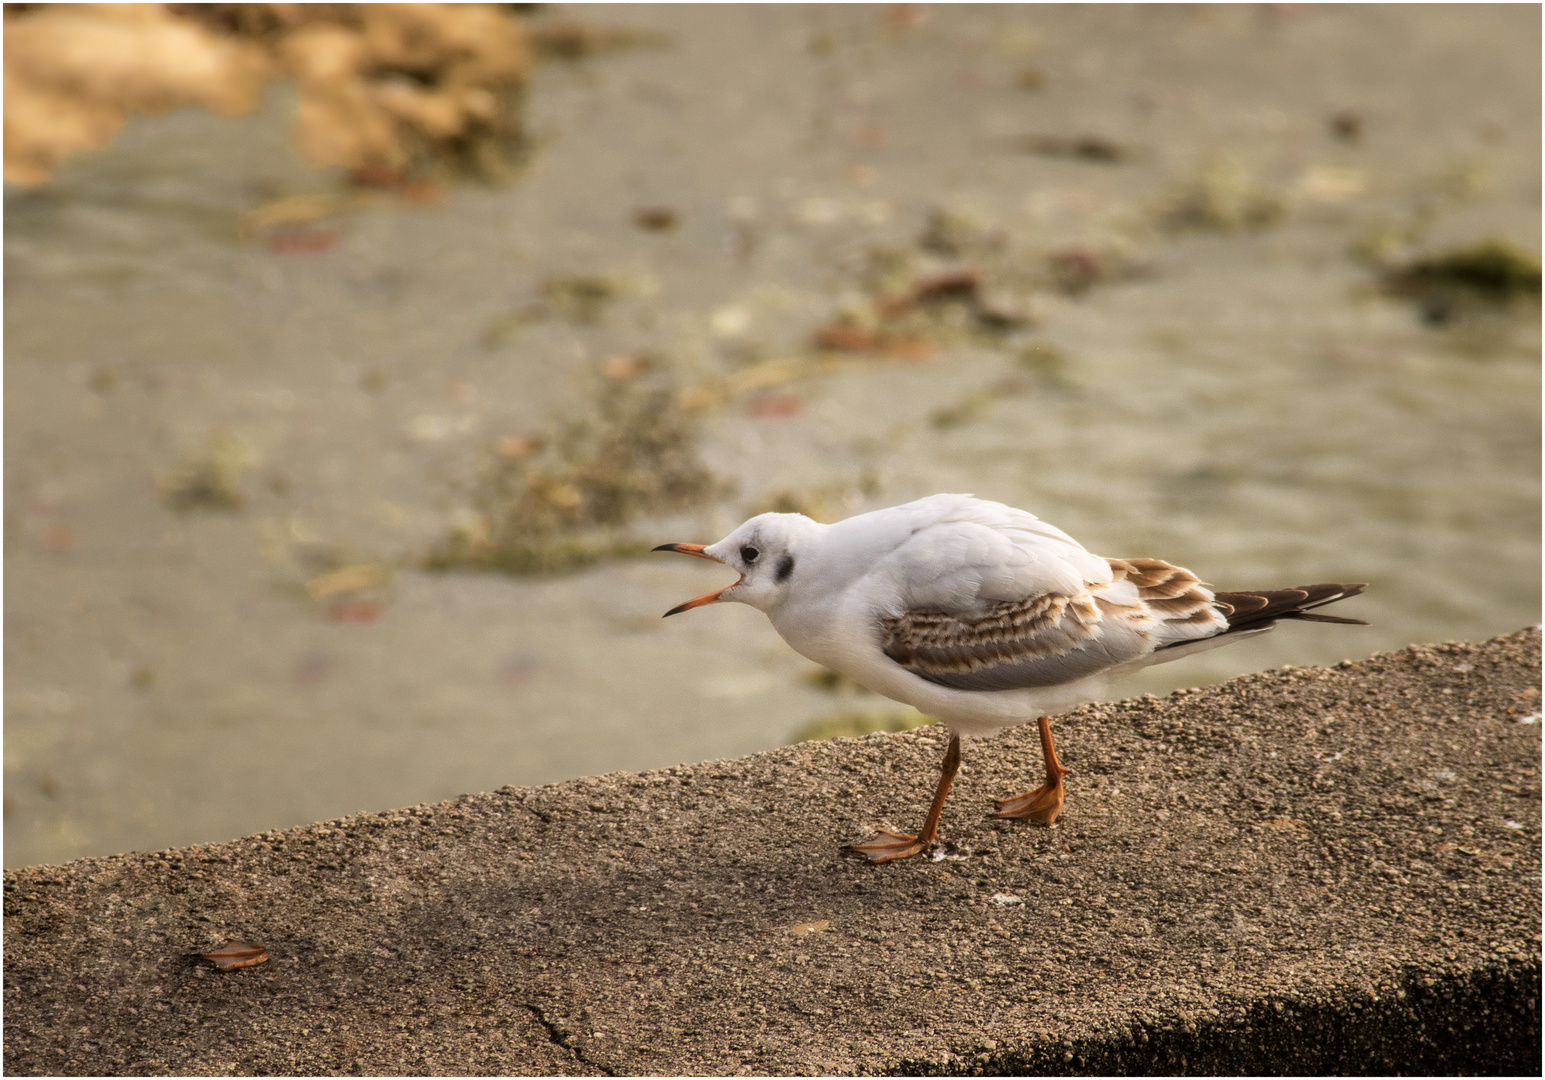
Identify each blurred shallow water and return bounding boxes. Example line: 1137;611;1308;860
5;4;1539;867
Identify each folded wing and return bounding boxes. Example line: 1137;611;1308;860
875;504;1229;690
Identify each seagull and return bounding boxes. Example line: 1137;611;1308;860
655;494;1366;863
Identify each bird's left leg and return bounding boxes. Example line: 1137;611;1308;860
990;715;1069;824
847;733;961;863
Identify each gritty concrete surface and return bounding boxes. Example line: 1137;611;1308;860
4;629;1540;1075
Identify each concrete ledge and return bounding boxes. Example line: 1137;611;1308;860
5;630;1541;1075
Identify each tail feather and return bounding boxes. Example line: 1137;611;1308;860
1212;583;1368;633
1145;581;1367;664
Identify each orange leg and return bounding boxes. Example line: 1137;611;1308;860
847;734;961;863
990;716;1069;824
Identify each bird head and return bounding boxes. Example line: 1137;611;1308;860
654;512;820;616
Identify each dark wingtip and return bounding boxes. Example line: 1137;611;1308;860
1214;581;1369;632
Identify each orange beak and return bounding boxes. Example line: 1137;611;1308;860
654;543;740;617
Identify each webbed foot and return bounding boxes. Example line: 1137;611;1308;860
990;780;1065;823
844;829;933;863
990;715;1070;825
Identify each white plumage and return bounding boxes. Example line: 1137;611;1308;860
656;494;1365;862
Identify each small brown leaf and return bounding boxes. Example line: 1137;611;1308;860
201;941;269;971
306;562;391;600
633;206;677;231
399;182;443;205
602;353;651;380
910;269;982;304
326;599;386;625
495;435;543;459
1015;66;1047;91
267;230;338;255
746;394;805;419
811;325;932;360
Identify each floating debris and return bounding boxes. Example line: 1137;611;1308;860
158;432;247;512
883;4;930;31
1015;66;1047;91
265;229;338;255
790;709;936;743
325;599;387;625
1294;166;1367;206
289;546;396;622
900;269;983;309
216;4;531;180
200;941;269;972
238;192;360;243
6;4;533;187
1016;342;1072;384
40;525;76;553
429;373;724;576
1160;156;1286;232
304;563;392;602
538;275;625;325
678;356;846;413
815;255;1032;361
1046;244;1135;295
494;435;544;459
918;208;999;259
1381;238;1541;324
1012;134;1132;163
811;324;933;360
3;4;269;186
483;278;631;343
1329;109;1366;143
633;206;679;231
601;353;653;380
745;393;805;419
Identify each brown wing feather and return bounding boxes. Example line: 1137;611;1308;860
880;592;1101;675
881;564;1367;690
1106;557;1206;601
878;591;1152;690
1211;583;1368;632
1104;558;1223;626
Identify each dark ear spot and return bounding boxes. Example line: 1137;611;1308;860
775;554;795;583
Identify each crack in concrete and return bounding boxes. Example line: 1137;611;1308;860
524;1001;617;1076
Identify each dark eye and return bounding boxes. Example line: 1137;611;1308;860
740;545;760;563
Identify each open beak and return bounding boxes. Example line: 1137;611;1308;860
653;543;740;617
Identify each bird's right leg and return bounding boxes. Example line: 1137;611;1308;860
847;733;961;863
989;715;1069;823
